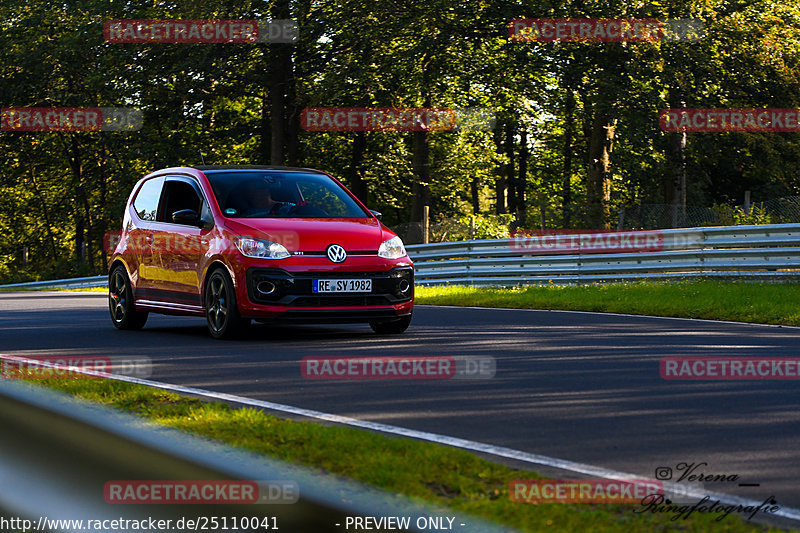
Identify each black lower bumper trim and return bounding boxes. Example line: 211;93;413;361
248;309;410;323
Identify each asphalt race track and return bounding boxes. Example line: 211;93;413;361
2;291;799;514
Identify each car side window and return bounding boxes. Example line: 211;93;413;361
159;179;203;224
132;176;165;221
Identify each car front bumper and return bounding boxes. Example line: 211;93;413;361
236;264;414;322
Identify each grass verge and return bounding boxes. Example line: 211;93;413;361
415;281;800;326
12;376;791;533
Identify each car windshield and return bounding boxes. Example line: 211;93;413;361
204;171;369;219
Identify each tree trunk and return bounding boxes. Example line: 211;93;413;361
98;142;108;271
408;129;431;244
562;88;575;227
586;110;615;229
470;179;479;213
65;135;86;264
80;187;94;270
349;132;368;204
259;89;270;165
517;129;528;227
269;54;288;165
505;121;516;214
75;213;84;264
29;166;58;262
494;122;506;214
285;53;300;166
269;0;292;165
666;88;687;227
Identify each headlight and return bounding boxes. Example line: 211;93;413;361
378;236;406;259
234;237;290;259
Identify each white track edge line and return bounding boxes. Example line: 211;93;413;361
2;354;799;523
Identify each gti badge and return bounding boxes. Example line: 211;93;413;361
326;244;347;263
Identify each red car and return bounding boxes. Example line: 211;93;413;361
108;165;414;339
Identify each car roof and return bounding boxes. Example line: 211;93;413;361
195;165;325;174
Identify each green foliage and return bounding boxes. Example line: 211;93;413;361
734;203;773;225
707;202;774;226
457;213;517;240
2;0;800;282
423;213;516;242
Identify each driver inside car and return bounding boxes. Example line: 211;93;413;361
238;178;296;217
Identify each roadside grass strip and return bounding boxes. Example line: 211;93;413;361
415;281;800;327
13;376;794;533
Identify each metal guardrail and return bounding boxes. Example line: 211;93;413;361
0;376;513;533
2;223;799;290
406;223;800;286
0;275;106;290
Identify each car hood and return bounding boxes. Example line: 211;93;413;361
223;217;393;252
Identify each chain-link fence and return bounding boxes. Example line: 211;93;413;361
618;197;800;230
617;204;720;230
392;214;516;244
750;196;800;223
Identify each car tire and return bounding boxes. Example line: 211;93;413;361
369;314;412;334
205;269;250;339
108;265;148;330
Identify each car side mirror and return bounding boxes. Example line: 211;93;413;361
172;209;201;226
369;209;382;220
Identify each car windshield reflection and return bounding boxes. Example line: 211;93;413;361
205;171;369;219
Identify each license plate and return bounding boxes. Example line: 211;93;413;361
312;279;372;293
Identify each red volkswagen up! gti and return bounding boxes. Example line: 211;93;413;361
108;166;414;339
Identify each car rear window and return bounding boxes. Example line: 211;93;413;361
132;176;164;221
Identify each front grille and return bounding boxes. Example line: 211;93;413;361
247;267;413;307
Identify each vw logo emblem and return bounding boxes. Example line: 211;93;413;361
326;244;347;263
